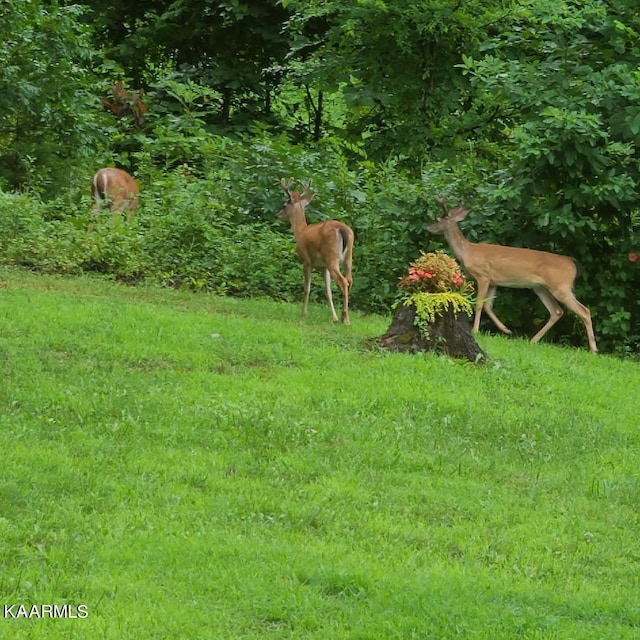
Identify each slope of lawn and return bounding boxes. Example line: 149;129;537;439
1;268;639;639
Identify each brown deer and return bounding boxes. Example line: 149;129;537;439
427;198;597;353
277;178;354;324
91;168;139;219
101;80;148;128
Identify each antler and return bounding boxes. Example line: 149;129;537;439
435;195;449;217
299;178;313;198
280;177;295;198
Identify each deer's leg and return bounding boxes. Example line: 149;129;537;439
552;289;598;354
302;263;312;317
327;266;352;324
125;194;138;220
475;281;512;335
92;174;105;215
332;268;350;325
323;267;340;322
530;285;563;344
472;279;491;333
481;284;512;335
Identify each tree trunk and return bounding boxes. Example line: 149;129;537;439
375;302;487;362
221;88;233;126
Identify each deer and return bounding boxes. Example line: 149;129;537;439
276;178;354;324
101;80;148;128
91;168;139;219
427;198;598;353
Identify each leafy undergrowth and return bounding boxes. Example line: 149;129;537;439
1;269;639;639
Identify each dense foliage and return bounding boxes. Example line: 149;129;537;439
0;0;638;354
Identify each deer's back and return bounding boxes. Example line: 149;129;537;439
464;242;577;287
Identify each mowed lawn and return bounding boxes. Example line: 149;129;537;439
1;269;639;639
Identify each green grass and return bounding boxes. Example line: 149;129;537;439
1;268;639;639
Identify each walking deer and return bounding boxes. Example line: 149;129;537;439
91;168;139;219
427;199;598;353
276;178;354;324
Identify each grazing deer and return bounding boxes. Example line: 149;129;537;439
427;198;598;353
277;178;354;324
91;168;139;219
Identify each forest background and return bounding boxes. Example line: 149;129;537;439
0;0;639;355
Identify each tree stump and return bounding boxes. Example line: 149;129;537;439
375;302;487;362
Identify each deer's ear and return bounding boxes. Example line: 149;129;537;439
449;207;469;222
301;191;315;206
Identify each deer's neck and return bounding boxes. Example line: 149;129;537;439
444;224;472;265
290;205;309;241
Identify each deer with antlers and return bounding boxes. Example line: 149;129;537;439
277;178;354;324
91;168;139;219
427;198;598;353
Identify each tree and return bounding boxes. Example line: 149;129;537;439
0;1;102;191
458;0;640;350
280;0;513;158
82;0;291;128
